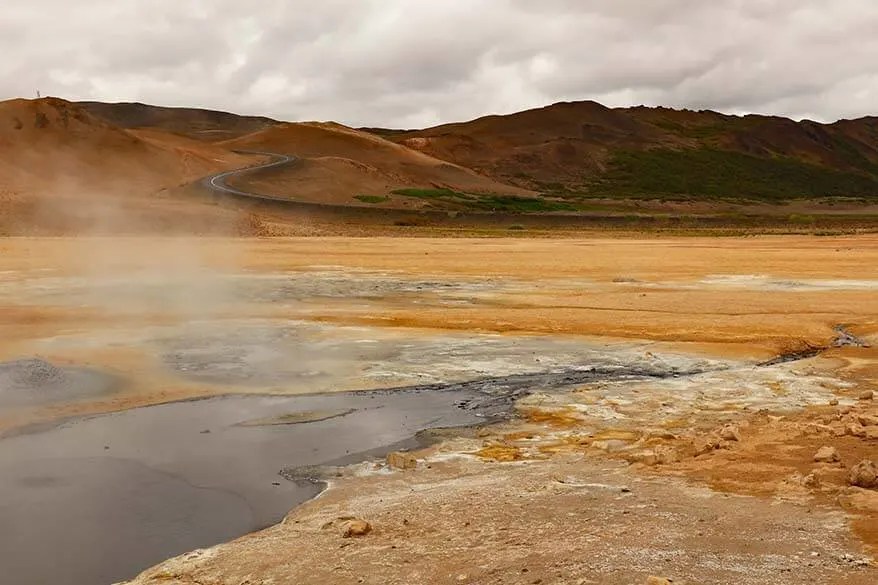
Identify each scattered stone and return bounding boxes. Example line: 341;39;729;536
341;519;372;538
859;390;875;401
654;446;681;465
628;450;658;466
858;414;878;426
802;473;821;488
846;423;867;438
829;423;848;437
838;552;874;567
645;577;673;585
693;438;719;457
719;424;741;442
814;446;841;463
838;487;878;513
848;460;877;489
386;451;418;471
829;399;840;406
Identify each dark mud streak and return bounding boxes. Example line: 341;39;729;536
278;363;712;485
756;324;871;367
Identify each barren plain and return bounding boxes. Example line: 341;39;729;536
0;236;876;584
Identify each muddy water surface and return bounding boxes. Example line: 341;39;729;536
0;388;494;585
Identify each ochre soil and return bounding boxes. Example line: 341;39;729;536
2;236;878;583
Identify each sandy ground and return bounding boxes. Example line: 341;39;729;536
1;236;877;583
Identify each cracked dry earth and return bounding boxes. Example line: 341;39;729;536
1;236;878;585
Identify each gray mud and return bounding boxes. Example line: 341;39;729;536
0;358;118;408
0;361;690;585
156;320;718;393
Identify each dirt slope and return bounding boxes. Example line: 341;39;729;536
391;101;878;201
80;101;280;142
219;122;530;206
0;98;256;234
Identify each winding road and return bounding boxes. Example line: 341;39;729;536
202;151;299;202
197;151;750;229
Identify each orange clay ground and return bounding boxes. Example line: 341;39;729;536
1;235;877;584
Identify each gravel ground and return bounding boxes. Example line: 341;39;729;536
0;358;117;407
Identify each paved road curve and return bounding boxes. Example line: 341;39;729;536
202;151;298;201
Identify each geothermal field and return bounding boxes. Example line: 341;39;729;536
0;236;876;584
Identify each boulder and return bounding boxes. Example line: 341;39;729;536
813;446;841;463
859;390;875;401
849;460;878;489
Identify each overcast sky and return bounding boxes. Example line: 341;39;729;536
3;1;877;127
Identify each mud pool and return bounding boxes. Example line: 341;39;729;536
0;354;700;585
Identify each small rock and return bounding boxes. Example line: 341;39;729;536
719;424;742;442
386;451;418;470
693;438;719;457
655;446;681;465
838;487;878;513
849;460;878;489
645;577;673;585
829;423;848;437
802;473;821;488
858;414;878;426
846;423;867;438
341;519;372;538
628;450;658;466
829;399;840;406
859;390;875;401
814;446;841;463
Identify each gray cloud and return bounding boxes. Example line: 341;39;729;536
3;0;878;127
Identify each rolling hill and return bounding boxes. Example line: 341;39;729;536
0;98;259;234
389;101;878;202
218;121;531;208
79;101;280;142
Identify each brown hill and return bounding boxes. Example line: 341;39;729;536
219;122;530;207
79;101;280;142
0;98;257;234
391;101;878;202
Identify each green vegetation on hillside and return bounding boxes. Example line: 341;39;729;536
390;188;575;212
354;195;390;204
391;188;477;200
590;148;878;201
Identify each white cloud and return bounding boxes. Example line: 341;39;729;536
3;0;877;126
